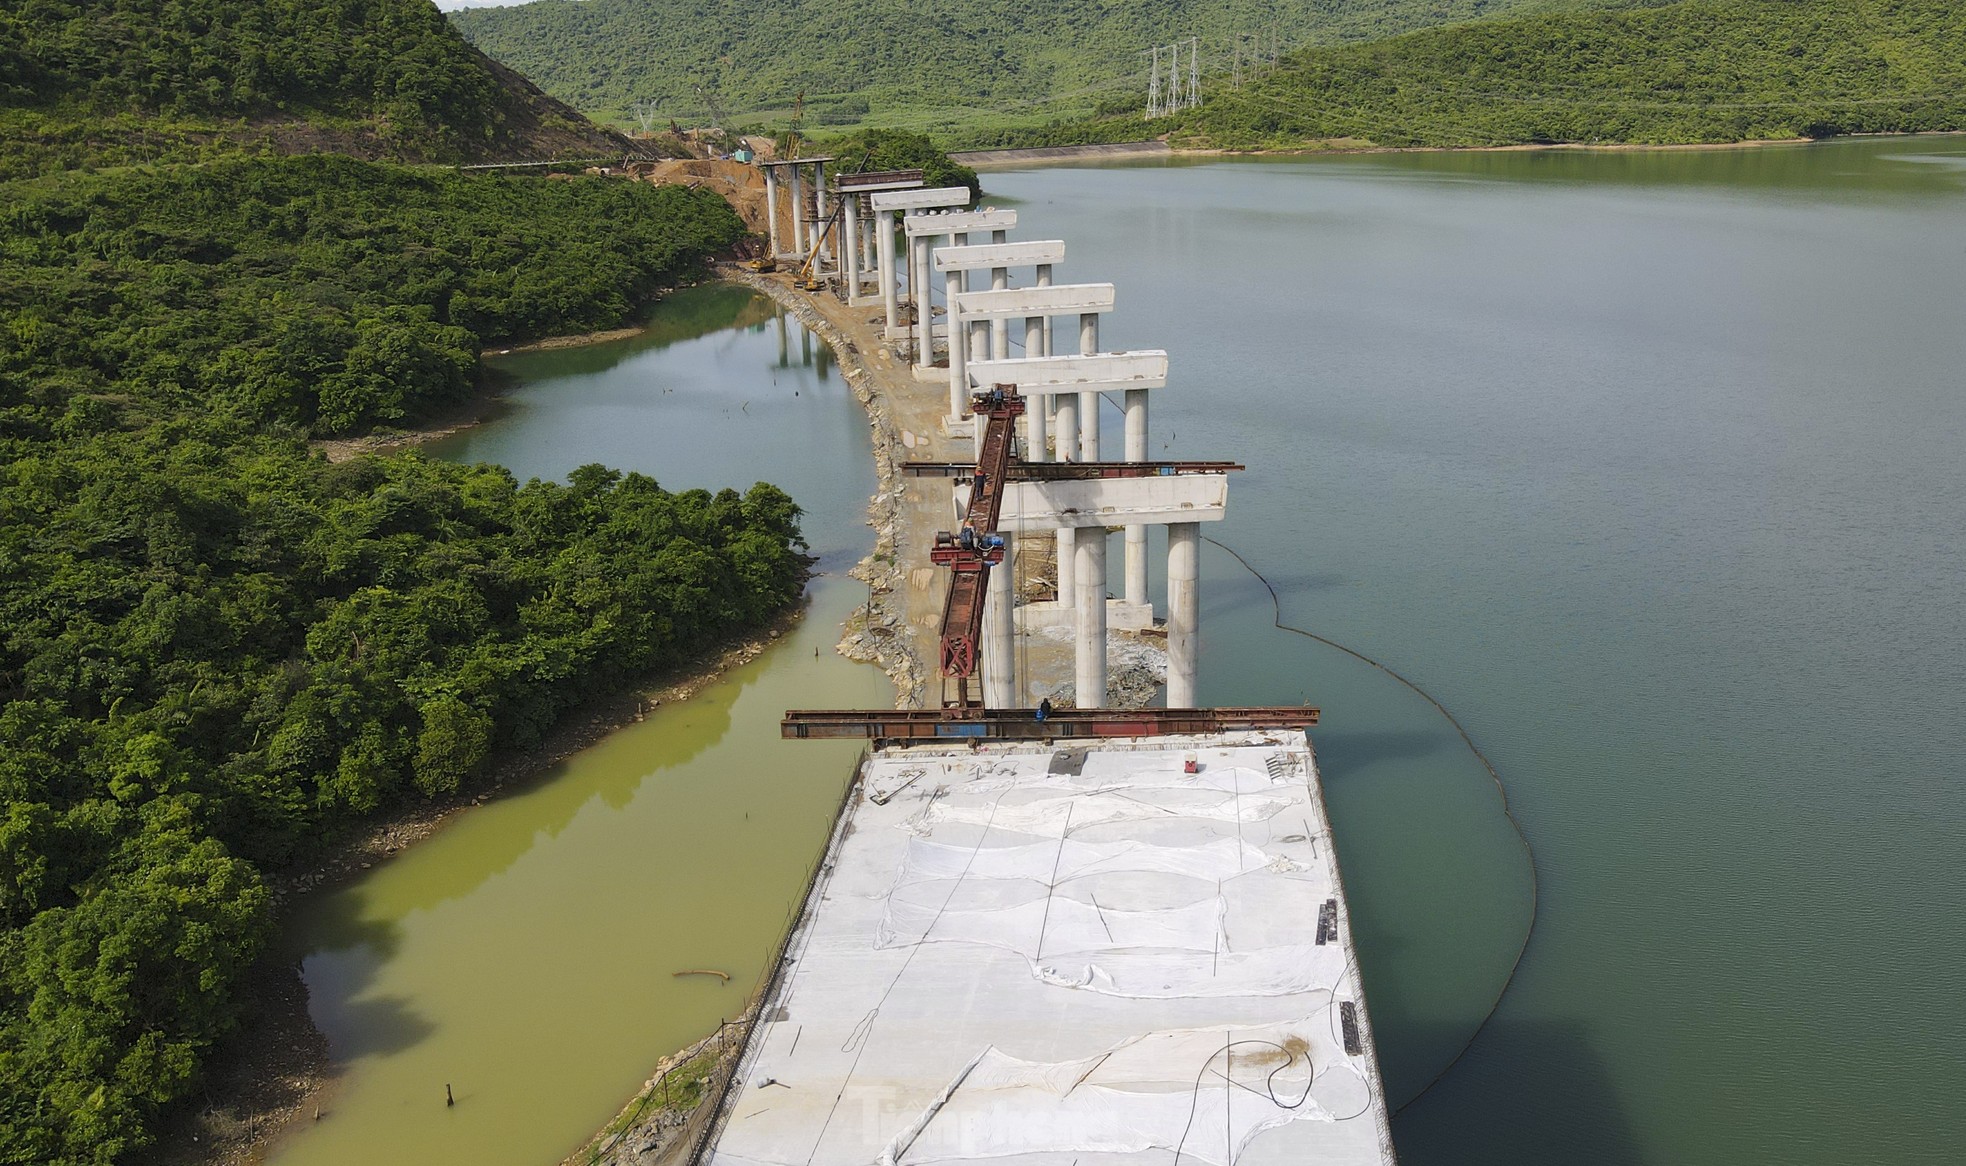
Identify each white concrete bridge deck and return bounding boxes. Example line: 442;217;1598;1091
702;734;1397;1166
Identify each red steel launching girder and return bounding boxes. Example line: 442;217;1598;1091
782;706;1320;741
934;389;1025;704
903;460;1244;480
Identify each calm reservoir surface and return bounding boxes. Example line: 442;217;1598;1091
273;138;1963;1165
983;137;1964;1164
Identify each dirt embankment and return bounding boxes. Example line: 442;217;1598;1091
629;158;773;234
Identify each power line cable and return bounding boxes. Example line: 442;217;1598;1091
1200;533;1540;1119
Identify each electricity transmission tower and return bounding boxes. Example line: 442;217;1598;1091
1143;37;1202;119
630;100;662;135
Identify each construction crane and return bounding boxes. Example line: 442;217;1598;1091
783;150;876;289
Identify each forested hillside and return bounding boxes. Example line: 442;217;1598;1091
449;0;1635;133
0;0;628;176
993;0;1966;149
0;0;826;1146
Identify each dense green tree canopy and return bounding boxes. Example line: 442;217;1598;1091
1;155;743;437
0;0;626;176
0;152;804;1163
448;0;1633;133
984;0;1966;149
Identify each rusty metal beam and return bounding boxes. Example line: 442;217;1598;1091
781;707;1320;741
903;460;1243;480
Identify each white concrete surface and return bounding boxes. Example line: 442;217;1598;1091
998;475;1229;532
955;284;1117;319
905;209;1019;238
872;187;973;213
1014;598;1154;634
968;351;1170;393
704;737;1397;1166
934;240;1069;272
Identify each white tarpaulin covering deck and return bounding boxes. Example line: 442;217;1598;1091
703;735;1397;1166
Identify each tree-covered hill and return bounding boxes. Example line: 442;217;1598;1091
447;0;1634;134
0;0;630;176
0;154;796;1164
998;0;1966;149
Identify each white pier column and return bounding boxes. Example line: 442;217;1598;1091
878;213;898;338
1053;390;1079;602
990;228;1010;360
946;255;967;418
789;165;807;257
1124;388;1150;606
1075;531;1107;708
912;234;933;367
814;169;830;268
1055;528;1076;619
1038;265;1056;437
1024;317;1048;460
984;534;1016;708
763;166;781;257
842;195;860;298
1167;523;1200;708
1037;264;1054;356
1079;313;1100;461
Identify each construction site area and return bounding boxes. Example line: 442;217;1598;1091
609;158;1399;1164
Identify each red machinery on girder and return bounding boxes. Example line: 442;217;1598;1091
928;387;1024;708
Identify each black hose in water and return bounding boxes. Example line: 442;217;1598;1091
1201;534;1541;1118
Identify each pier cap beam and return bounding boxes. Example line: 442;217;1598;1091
836;169;924;195
954;284;1116;320
933;240;1067;272
969;351;1168;392
870;186;971;212
904;208;1017;237
997;474;1227;532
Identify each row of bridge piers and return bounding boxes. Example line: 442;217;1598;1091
761;163;1228;711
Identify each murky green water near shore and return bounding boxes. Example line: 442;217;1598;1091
267;289;887;1166
272;138;1964;1166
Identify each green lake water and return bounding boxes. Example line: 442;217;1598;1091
271;138;1964;1165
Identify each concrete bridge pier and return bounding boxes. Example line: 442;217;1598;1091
789;165;806;258
943;234;970;419
877;214;899;335
912;233;933;367
984;532;1017;707
1078;313;1100;461
864;214;879;285
1038;264;1055;357
870;188;971;359
1074;531;1108;707
841;195;858;297
763;166;781;258
1024;318;1048;458
814;176;830;269
1167;522;1201;706
1052;393;1079;605
1124;388;1150;606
